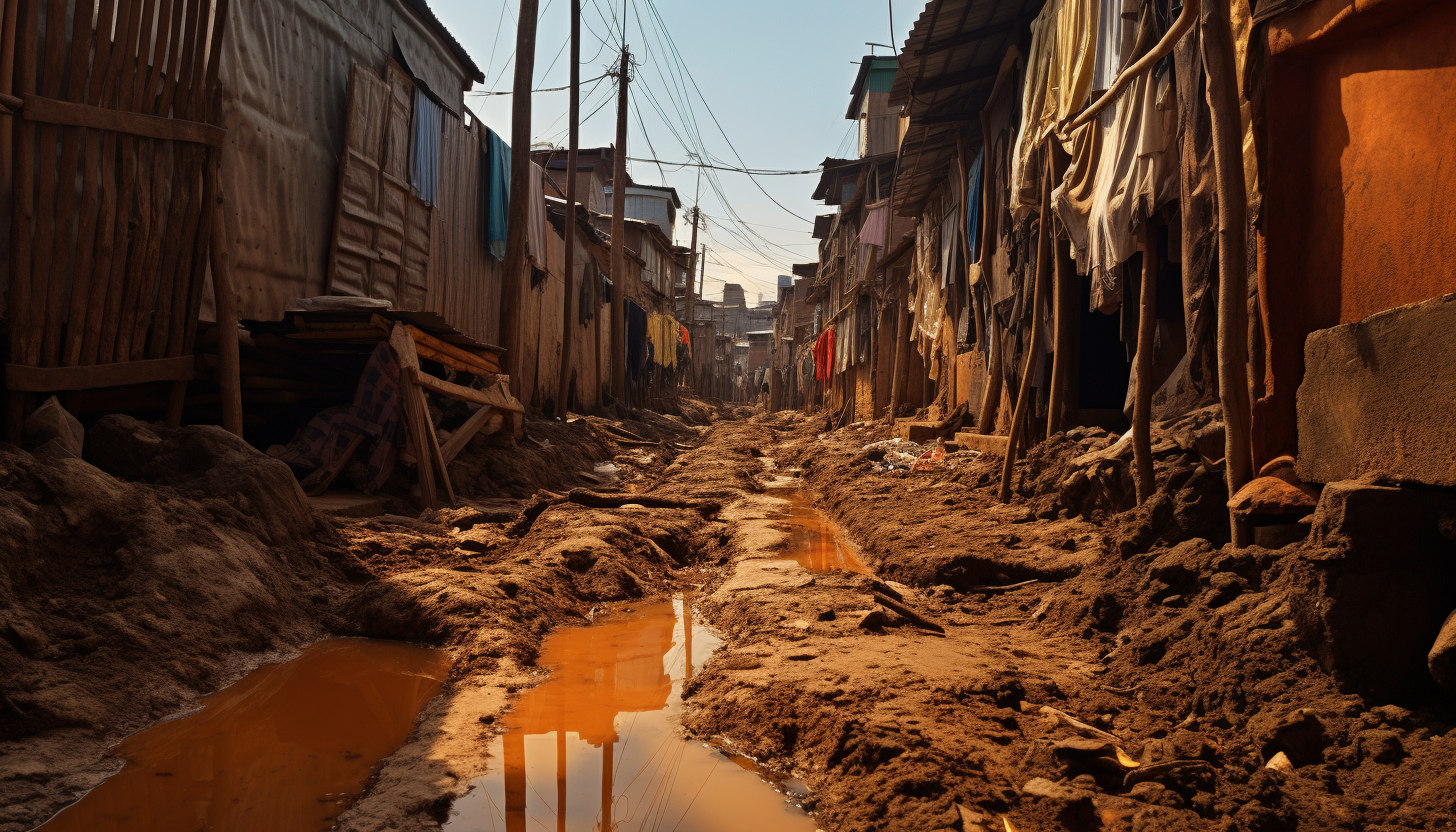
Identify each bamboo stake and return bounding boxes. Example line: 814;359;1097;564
1203;0;1253;546
999;149;1054;503
209;195;243;438
1133;225;1158;504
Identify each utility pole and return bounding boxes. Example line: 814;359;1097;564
500;0;540;399
697;245;707;394
683;168;701;379
609;45;631;402
556;0;580;418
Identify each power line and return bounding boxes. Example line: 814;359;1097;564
469;71;611;96
624;157;822;175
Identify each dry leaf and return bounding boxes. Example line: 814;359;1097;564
1115;746;1140;768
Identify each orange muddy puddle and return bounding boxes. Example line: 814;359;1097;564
444;598;817;832
772;486;870;574
36;639;450;832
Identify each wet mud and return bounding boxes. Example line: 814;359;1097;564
37;639;449;832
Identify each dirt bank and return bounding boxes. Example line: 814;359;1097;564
682;411;1456;832
0;401;727;832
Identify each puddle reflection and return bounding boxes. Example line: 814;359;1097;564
772;487;870;575
445;598;816;832
36;639;451;832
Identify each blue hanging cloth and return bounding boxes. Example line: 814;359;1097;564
967;146;984;265
484;127;512;261
410;89;440;206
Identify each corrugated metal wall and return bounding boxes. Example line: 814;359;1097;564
428;111;502;346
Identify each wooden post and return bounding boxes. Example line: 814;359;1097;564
209;197;243;437
1047;232;1075;437
609;46;630;401
0;0;17;207
1203;0;1253;545
999;150;1054;503
555;0;580;418
889;283;909;423
1133;225;1158;504
500;0;539;400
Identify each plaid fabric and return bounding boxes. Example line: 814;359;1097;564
276;342;404;492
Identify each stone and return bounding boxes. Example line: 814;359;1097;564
1264;709;1331;767
24;396;83;459
857;609;888;630
1227;476;1317;521
1126;780;1185;808
1264;751;1294;771
1429;609;1456;697
816;609;837;621
1297;292;1456;487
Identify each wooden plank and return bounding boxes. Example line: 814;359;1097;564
440;404;497;465
415;343;498;376
406;324;499;373
407;367;525;413
20;93;226;145
415;380;456;505
398;370;436;509
6;355;194;391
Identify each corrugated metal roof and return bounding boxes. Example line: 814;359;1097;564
400;0;484;83
890;0;1041;216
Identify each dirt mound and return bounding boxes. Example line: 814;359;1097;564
684;414;1456;832
0;422;360;830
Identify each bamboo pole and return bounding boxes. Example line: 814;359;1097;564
1203;0;1253;546
1133;225;1158;504
999;150;1054;503
209;205;243;437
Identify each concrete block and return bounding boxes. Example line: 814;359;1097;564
1289;480;1456;703
954;432;1010;455
1297;292;1456;486
894;420;941;444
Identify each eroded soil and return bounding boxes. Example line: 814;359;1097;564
6;405;1456;832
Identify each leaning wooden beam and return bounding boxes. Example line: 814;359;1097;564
873;592;946;635
407;367;525;413
1047;234;1076;437
440;404;498;466
405;324;500;374
1133;225;1159;504
888;287;910;424
1203;0;1254;546
999;150;1054;503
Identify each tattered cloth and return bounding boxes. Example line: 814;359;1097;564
275;342;404;492
813;327;835;382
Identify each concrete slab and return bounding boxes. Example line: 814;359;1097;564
894;420;942;444
954;432;1010;455
1297;292;1456;486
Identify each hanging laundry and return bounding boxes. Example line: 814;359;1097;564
967;148;984;266
483;127;512;260
410;89;441;206
813;327;835;382
1052;2;1178;313
527;160;548;270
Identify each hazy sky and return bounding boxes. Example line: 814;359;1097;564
429;0;917;302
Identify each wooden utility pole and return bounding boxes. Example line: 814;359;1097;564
556;0;580;418
609;47;631;402
500;0;540;398
1202;0;1253;546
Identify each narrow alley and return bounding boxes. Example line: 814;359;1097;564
3;0;1456;831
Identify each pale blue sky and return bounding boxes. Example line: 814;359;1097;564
429;0;916;301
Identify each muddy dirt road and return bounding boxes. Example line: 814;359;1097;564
6;407;1456;831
